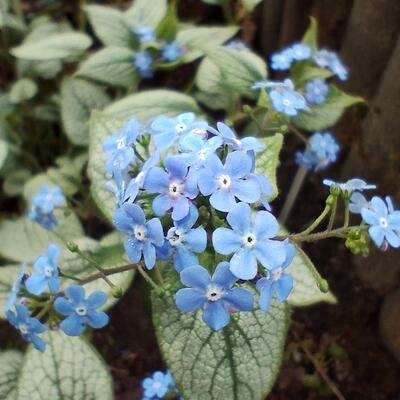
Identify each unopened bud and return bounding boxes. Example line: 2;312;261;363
317;278;329;293
111;286;124;298
66;241;79;253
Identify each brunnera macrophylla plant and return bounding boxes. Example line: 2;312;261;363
0;3;396;399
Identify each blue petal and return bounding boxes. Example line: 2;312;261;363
144;167;169;193
275;274;293;302
175;288;205;311
122;203;146;225
113;207;134;233
212;261;237;288
202;301;230;330
87;291;107;309
180;265;211;289
361;208;379;226
174;248;198;272
180;133;203;152
225;151;252;178
152;194;173;217
143;242;156;269
370;196;388;217
385;229;400;248
165;155;188;180
224;287;253;311
146;218;164;246
185;227;207;252
230;178;261;203
30;335;46;352
255;240;286;270
153;130;177;150
212;228;241;255
282;242;296;269
25;275;47;295
252;210;279;238
210;190;237;212
86;311;109;328
47;243;60;263
388;212;400;230
226;202;251;234
15;303;29;320
151;115;175;132
54;297;74;315
203;153;223;174
241;137;265;152
28;318;47;334
124;237;143;263
171;196;190;221
257;278;273;312
65;285;85;304
368;226;384;247
48;276;60;293
229;248;258;280
176;205;198;231
216;122;236;140
198;168;218;196
60;314;86;336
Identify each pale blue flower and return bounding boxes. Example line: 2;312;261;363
305;78;329;105
271;49;293;70
6;304;47;351
175;262;253;330
167;206;207;272
25;244;60;295
198;151;261;212
133;26;156;44
290;43;312;61
133;51;154;78
3;264;25;313
309;132;339;168
142;371;171;398
269;87;308;116
256;240;295;312
114;203;164;269
252;78;294;91
349;192;370;214
212;202;286;280
54;285;109;336
361;196;400;248
313;49;348;81
295;149;318;170
144;155;198;221
323;178;376;194
150;112;208;151
162;41;184;61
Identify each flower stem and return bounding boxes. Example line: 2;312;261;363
343;199;350;228
137;264;162;293
297;204;331;236
59;271;83;283
288;123;308;143
327;196;338;231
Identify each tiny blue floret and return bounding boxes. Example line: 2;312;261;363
133;51;154;78
305;78;329;105
161;41;184;62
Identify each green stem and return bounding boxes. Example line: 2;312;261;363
137;264;162;293
327;197;338;231
59;271;83;283
288;123;308;143
155;263;164;286
344;200;350;228
78;0;87;31
221;0;235;23
297;204;331;236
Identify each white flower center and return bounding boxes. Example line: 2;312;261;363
168;181;183;198
206;284;225;302
198;149;208;161
175;123;187;133
379;217;388;229
243;233;257;248
134;225;147;241
44;265;53;277
218;174;232;190
75;306;87;316
19;323;28;334
314;87;321;95
116;138;125;150
271;267;283;281
153;381;162;390
282;98;291;107
168;228;184;247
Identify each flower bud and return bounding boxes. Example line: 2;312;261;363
66;241;79;253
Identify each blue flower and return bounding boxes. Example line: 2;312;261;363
313;49;348;81
256;241;295;312
161;41;184;61
208;122;265;153
107;171;139;206
305;78;329;105
323;178;376;195
3;264;25;313
175;262;253;330
133;26;156;44
309;132;340;169
166;206;207;272
102;118;140;174
144;155;198;221
269;86;308;116
226;39;249;50
270;49;293;70
290;43;312;61
212;202;286;280
133;51;154;78
361;196;400;248
198;151;261;212
114;203;164;269
295;150;318;170
349;192;370;214
252;78;294;91
150;112;208;151
28;186;65;230
142;370;171;398
6;304;47;351
25;244;60;295
54;285;109;336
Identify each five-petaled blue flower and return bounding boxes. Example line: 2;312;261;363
144;155;198;221
3;264;25;313
270;49;293;70
25;244;60;295
323;178;376;195
175;262;254;330
54;285;109;336
114;203;164;269
290;43;312;61
213;202;286;280
162;41;184;62
198;151;261;212
133;26;156;44
305;78;329;105
102;118;140;174
361;196;400;249
309;131;340;169
150;112;208;151
29;186;65;230
313;49;348;81
133;51;154;78
166;206;207;272
269;86;308;116
6;304;47;351
295;149;318;170
142;370;171;398
256;240;295;312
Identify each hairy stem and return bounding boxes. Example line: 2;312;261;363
327;197;338;231
297;204;331;236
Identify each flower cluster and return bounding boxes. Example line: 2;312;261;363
4;244;109;351
103;112;296;330
295;131;340;171
132;25;184;78
28;185;65;230
141;370;183;399
252;42;347;117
